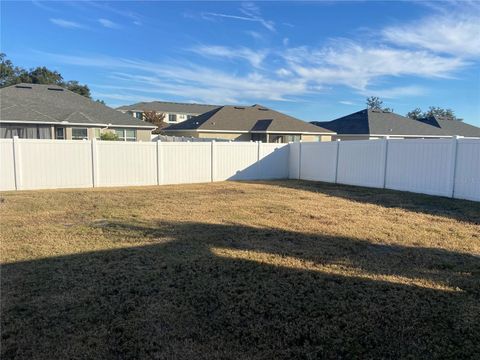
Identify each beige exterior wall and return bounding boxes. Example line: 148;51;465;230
136;129;152;142
162;131;251;141
301;135;333;142
332;135;375;141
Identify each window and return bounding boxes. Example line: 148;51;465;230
187;115;194;120
0;125;52;139
284;135;301;143
72;128;88;140
168;114;177;122
115;128;137;141
55;127;65;140
135;112;143;120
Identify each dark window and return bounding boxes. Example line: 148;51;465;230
55;127;65;140
168;114;177;122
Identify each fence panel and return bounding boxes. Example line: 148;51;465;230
96;141;157;187
258;143;289;179
159;142;212;184
336;140;386;188
454;139;480;201
17;139;93;190
386;139;454;197
0;139;16;191
213;142;259;181
289;142;300;179
300;142;338;183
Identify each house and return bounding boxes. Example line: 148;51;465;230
0;84;156;141
312;109;480;140
162;104;335;142
117;101;220;124
416;115;480;137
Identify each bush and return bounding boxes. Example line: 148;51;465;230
100;132;119;141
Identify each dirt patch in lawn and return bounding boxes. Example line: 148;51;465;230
1;181;479;359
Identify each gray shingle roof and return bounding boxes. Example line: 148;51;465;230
117;101;220;114
165;104;334;134
416;116;480;137
312;109;479;137
0;84;156;128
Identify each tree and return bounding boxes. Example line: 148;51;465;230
143;111;169;134
65;80;91;98
28;66;63;85
366;96;383;110
0;53;98;100
366;97;394;112
406;108;422;120
406;106;462;121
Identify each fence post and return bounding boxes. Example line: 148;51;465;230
298;140;302;180
211;140;215;182
156;139;161;185
12;136;21;190
382;136;390;189
334;139;340;184
450;136;461;198
91;138;98;188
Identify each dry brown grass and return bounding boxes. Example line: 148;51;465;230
1;180;479;359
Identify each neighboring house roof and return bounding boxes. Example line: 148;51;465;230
165;104;334;134
117;101;220;114
416;116;480;137
312;109;471;137
0;84;156;128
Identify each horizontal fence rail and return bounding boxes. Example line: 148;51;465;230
0;137;478;202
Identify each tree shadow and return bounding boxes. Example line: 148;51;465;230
2;220;479;359
244;179;480;225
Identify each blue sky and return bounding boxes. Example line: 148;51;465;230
2;1;480;125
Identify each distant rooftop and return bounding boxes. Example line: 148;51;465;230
0;84;155;128
117;101;220;114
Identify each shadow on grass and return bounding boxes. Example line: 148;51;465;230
246;180;480;225
2;220;479;359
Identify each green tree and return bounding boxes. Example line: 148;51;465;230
406;106;462;121
366;97;394;112
406;108;422;120
65;80;91;98
0;53;94;99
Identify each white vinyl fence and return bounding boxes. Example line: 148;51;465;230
292;138;480;202
1;137;478;202
0;138;288;191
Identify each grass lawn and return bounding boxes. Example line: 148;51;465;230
1;180;479;359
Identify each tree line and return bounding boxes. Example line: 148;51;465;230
0;53;104;104
366;96;461;121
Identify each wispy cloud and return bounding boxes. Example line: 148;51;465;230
98;18;120;29
49;18;86;29
383;12;480;58
202;2;275;32
339;100;356;106
189;45;267;68
358;85;428;99
32;1;59;12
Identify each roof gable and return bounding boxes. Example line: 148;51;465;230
0;84;155;128
166;104;334;134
